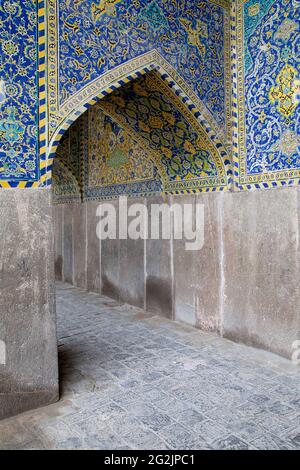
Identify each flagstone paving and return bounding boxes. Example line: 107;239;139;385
0;283;299;450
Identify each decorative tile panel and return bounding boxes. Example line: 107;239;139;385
234;0;300;189
0;0;39;182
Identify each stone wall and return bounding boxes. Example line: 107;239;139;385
54;187;300;361
0;189;59;420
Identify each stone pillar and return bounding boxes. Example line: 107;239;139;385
0;188;59;420
222;187;300;359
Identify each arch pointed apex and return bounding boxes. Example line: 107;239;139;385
46;52;232;192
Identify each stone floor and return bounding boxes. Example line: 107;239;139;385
0;283;299;450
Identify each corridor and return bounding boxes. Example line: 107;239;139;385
0;283;299;450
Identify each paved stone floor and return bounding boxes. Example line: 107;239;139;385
0;283;299;450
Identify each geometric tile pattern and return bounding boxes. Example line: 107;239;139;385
0;283;299;450
1;0;299;192
97;72;228;193
46;0;232;193
47;58;232;194
54;71;230;201
52;157;81;203
85;107;162;200
1;0;229;189
52;129;82;203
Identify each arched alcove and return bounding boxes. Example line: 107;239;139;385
52;67;228;329
47;56;232;192
51;42;232;421
52;70;231;201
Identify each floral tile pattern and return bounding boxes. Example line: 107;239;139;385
0;0;39;181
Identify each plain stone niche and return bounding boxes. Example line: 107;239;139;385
53;188;300;362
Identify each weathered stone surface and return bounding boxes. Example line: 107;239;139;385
119;198;145;308
73;203;87;289
119;237;145;308
53;189;300;361
0;391;58;421
145;195;173;318
86;201;101;293
173;193;221;331
101;199;119;300
0;188;59;420
54;205;63;281
63;205;73;284
297;190;300;345
222;188;300;358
